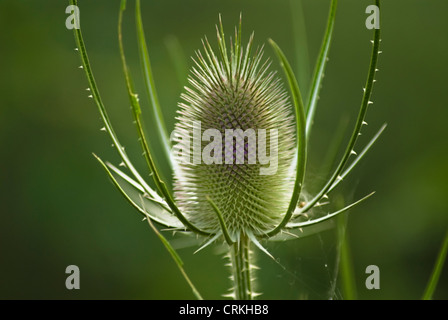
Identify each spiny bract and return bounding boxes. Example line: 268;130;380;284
173;17;296;238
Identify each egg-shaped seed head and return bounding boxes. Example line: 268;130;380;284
172;17;296;238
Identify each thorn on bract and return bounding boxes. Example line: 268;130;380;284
74;48;78;51
350;150;357;156
100;127;106;131
78;65;83;69
86;88;91;91
88;95;93;98
362;121;368;126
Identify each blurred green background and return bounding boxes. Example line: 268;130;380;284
1;0;447;300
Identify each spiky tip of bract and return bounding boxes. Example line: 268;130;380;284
173;16;296;238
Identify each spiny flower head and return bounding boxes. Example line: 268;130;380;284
172;17;296;238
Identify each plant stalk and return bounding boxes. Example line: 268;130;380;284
230;234;254;300
422;229;448;300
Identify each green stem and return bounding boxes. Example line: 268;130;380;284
337;214;357;300
230;234;254;300
422;229;448;300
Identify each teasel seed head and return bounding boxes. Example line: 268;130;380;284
172;17;296;239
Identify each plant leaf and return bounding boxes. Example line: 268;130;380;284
265;39;307;238
305;0;338;137
106;162;169;210
288;192;375;228
300;3;382;214
300;125;385;215
135;0;173;169
118;0;210;236
70;0;163;205
93;153;182;228
326;124;386;195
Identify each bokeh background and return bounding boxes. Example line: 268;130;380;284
1;0;447;300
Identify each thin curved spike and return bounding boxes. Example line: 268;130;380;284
106;162;170;211
248;232;274;260
107;162;145;193
288;192;375;228
306;0;338;137
301;123;386;215
206;196;234;245
70;0;163;206
194;233;222;254
216;14;231;81
93;153;182;228
135;0;173;169
264;40;307;238
268;219;334;242
301;2;381;214
326;124;386;194
118;1;210;236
